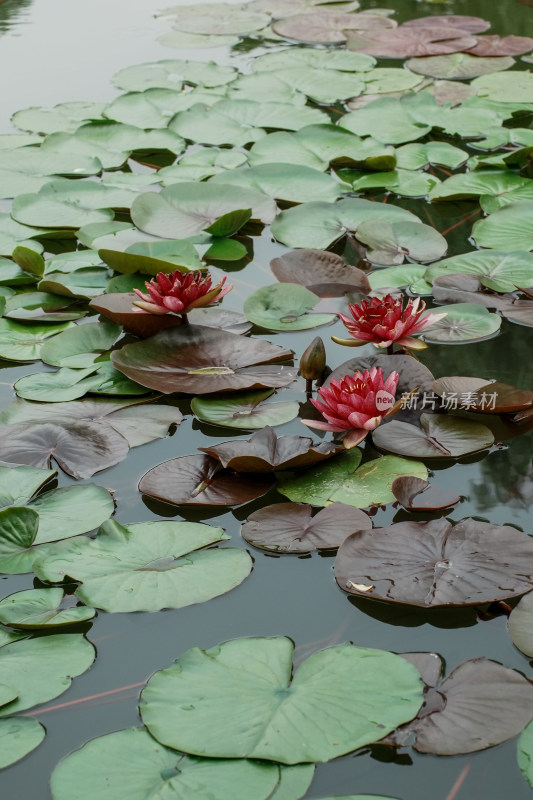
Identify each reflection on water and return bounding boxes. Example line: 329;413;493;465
0;0;33;34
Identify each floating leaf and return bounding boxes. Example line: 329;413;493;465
335;517;533;607
131;182;276;239
0;319;73;362
426;250;533;293
139;454;274;506
390;656;533;755
472;202;533;251
0;718;45;769
50;727;308;800
34;519;251;613
112;59;238;92
26;482;115;545
420;303;501;343
252;48;375;74
391;476;460;511
355;220;447;266
271;249;370;298
508;592;533;657
272;12;395;44
339;97;432;144
244;284;335;331
472;71;533;103
406;53;515;80
192;391;299;430
468;34;533;57
271;198;416;249
241;502;371;553
111;325;295;395
14;367;111;403
341;167;439;198
346;25;476;58
200;426;341;470
211;163;343;204
372;414;494;458
0;588;95;629
4;291;86;323
40;321;121;368
11;101;105;134
429;169;531;203
0;464;55;508
139;636;423;763
0;633;95;715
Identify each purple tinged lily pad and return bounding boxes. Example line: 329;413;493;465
346;26;477;58
391;476;460;511
403;15;491;34
139;454;274;506
200;426;342;472
241;501;371;553
431;273;510;309
372;413;494;458
389;656;533;755
270;249;370;297
110;325;295;394
432;377;533;414
466;35;533;56
334;516;533;607
500;299;533;328
272;12;396;44
0;421;129;479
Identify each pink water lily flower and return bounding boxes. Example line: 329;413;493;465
133;270;232;317
302;366;400;448
333;294;447;351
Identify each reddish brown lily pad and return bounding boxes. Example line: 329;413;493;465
372;413;494;458
334;516;533;607
90;293;252;338
500;299;533;327
432;377;533;414
391;476;460;511
272;11;396;43
402;15;491;34
200;426;341;472
0;421;129;479
270;249;370;298
466;35;533;57
431;273;510;309
110;325;295;394
346;26;476;58
139;454;273;506
241;501;371;553
388;656;533;755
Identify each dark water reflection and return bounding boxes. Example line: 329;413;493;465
1;0;533;798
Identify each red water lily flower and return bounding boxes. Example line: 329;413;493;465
302;366;400;448
133;270;232;317
333;295;446;350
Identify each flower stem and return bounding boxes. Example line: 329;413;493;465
181;313;189;325
305;378;313;395
387;343;394;355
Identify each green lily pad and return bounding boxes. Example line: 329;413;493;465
72;121;185;157
34;519;252;613
519;720;533;789
340;167;439;198
44;250;104;274
420;303;501;343
104;87;226;129
248;124;395;172
25;482;115;545
0;464;55;507
4;292;86;323
14;367;109;402
0;718;45;769
11;101;105;134
472;70;533;102
0;633;95;715
40;130;128;171
229;68;366;105
244;284;336;331
12;246;45;277
355;220;447;266
252;48;375;74
210;164;343;204
139;636;423;763
39;269;110;299
191;389;299;429
271;198;416;249
40;322;121;368
429;169;532;202
100;242;202;274
112;59;238;92
372;414;494;458
0;148;102;199
169;99;328;146
395;142;468;171
0;588;95;629
0;319;74;362
50;727;305;800
368;264;430;294
426;250;533;293
339;97;432;145
472;202;533;251
131;182;276;239
0;257;38;286
0;214;47;257
278;450;428;508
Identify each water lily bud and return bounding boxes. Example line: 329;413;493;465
299;336;326;381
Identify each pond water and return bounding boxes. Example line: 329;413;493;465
1;0;533;797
